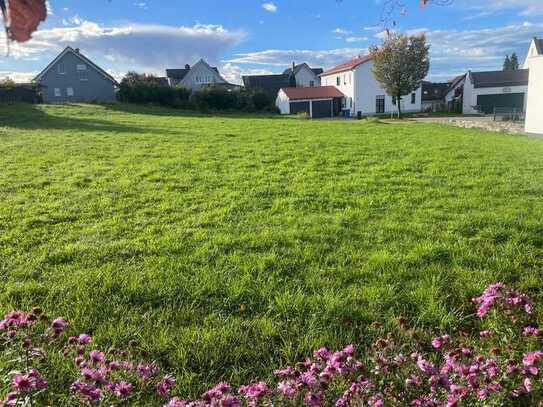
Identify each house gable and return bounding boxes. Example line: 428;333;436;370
179;59;226;89
34;46;118;85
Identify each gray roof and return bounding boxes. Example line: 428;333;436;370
470;69;529;89
166;66;220;81
536;38;543;55
421;82;449;101
242;74;291;95
283;64;323;76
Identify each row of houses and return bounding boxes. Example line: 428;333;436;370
6;38;543;134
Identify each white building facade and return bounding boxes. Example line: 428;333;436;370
320;55;422;117
525;38;543;135
166;59;228;90
462;70;529;115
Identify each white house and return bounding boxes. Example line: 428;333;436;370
282;63;323;88
461;69;529;114
276;86;344;118
166;59;231;91
320;55;422;117
525;37;543;134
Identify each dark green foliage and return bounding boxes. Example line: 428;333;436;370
251;91;273;111
370;33;430;118
117;72;191;108
503;54;520;71
503;55;511;71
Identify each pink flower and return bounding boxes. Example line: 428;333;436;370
89;350;105;363
479;330;492;337
277;380;297;398
239;382;268;400
522;326;540;337
51;317;67;334
78;334;92;345
111;381;133;399
523;378;533;393
304;391;324;406
157;375;176;399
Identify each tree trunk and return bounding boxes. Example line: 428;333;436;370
397;93;402;119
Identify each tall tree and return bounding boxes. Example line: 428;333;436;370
369;33;430;118
510;53;520;70
503;55;511;71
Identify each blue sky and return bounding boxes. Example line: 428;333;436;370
1;0;542;83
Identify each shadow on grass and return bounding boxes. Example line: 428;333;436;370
101;103;285;121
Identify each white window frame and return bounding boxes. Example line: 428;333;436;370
57;63;66;75
54;88;61;97
67;87;74;97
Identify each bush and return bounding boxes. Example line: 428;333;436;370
1;283;541;406
117;72;191;108
117;72;276;113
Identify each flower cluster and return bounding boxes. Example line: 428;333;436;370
1;283;541;406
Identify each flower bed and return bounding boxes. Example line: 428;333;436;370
1;283;541;406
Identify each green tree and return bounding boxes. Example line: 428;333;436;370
369;33;430;118
510;53;519;70
503;55;511;71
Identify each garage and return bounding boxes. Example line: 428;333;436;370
289;101;310;115
477;93;525;114
276;86;344;118
311;100;333;118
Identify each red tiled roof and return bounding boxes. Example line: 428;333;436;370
321;55;373;76
281;86;344;100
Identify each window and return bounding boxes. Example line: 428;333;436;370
336;76;341;86
376;95;385;113
78;70;88;81
67;87;74;97
411;93;416;104
309;80;315;87
77;64;87;71
344;74;347;85
54;88;61;97
392;96;397;106
57;64;66;75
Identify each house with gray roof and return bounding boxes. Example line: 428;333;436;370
34;46;118;103
165;59;238;91
462;69;529;114
243;63;323;96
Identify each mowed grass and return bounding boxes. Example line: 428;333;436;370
1;104;542;396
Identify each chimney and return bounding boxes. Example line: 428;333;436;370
292;61;295;71
75;48;80;54
185;64;190;70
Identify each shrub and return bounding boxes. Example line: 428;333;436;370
117;72;190;108
1;283;541;406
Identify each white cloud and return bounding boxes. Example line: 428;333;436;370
332;28;352;35
0;20;245;76
459;0;543;16
345;36;368;43
262;3;277;13
220;63;274;85
226;48;366;70
134;2;148;10
0;71;37;82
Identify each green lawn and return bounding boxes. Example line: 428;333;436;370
1;104;542;396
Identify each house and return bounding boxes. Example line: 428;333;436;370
165;59;238;91
444;74;466;113
242;63;323;96
34;46;118;103
276;86;344;118
320;55;422;117
461;69;529;114
524;37;543;134
421;82;449;112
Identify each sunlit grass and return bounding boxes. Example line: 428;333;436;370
0;103;542;396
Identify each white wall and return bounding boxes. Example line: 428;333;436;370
321;60;422;116
295;66;321;87
526;58;543;134
180;60;226;90
445;78;465;104
276;89;290;114
462;73;528;114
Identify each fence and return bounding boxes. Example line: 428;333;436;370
492;107;525;122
